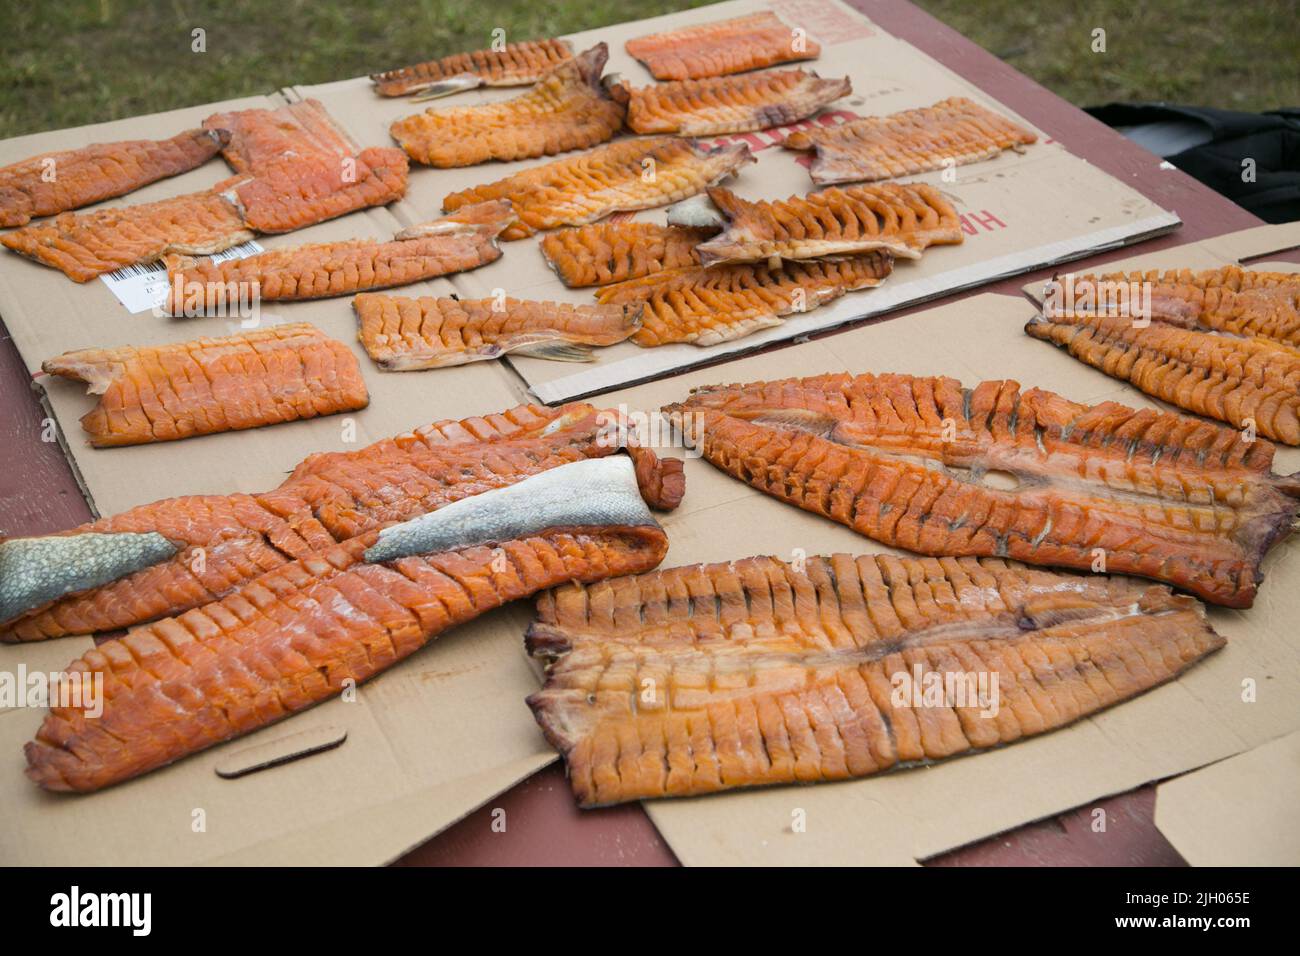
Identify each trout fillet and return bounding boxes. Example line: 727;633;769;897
25;458;670;792
665;373;1300;607
42;323;370;447
625;12;820;81
354;292;641;369
528;553;1225;806
0;403;684;641
540;222;715;288
0;128;228;228
442;137;755;240
783;96;1037;185
164;200;514;312
391;44;626;167
677;182;963;265
372;38;574;99
596;253;893;347
623;69;850;136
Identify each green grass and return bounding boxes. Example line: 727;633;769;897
0;0;1295;139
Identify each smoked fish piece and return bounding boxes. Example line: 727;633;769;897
1046;265;1300;347
0;403;684;641
204;99;361;177
42;323;369;448
164;200;514;312
528;553;1225;806
783;96;1037;185
442;136;755;240
372;38;574;99
622;69;850;136
665;373;1300;607
625;12;819;81
390;44;625;167
0;128;228;228
354;292;641;369
597;253;893;347
1026;310;1300;445
676;182;963;266
540;221;715;288
24;457;671;792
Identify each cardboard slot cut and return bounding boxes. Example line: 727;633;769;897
215;726;349;779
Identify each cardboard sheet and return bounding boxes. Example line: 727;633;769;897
1155;730;1300;867
577;290;1300;866
294;0;1179;404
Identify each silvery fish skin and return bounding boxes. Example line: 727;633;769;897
0;533;178;623
365;456;656;563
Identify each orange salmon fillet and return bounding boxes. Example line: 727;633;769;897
783;96;1037;184
443;136;755;240
164;200;513;311
354;291;641;369
665;372;1300;607
625;12;820;81
372;38;574;98
528;553;1225;805
0;128;228;228
597;252;893;346
42;323;369;447
623;69;850;136
540;221;714;288
391;44;625;167
1;403;684;641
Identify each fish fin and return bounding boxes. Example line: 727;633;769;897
408;74;487;102
509;340;597;362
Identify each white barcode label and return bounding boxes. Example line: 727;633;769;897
100;240;265;314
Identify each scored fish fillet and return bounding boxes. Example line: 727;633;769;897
372;38;574;99
42;323;369;448
678;182;962;266
783;96;1038;185
390;44;625;167
1026;309;1300;445
24;457;671;792
625;11;820;81
354;291;641;369
1046;265;1300;346
442;136;755;240
597;253;893;347
0;403;685;641
540;221;715;287
622;69;850;136
0;129;228;228
528;552;1225;806
164;200;514;312
665;372;1300;607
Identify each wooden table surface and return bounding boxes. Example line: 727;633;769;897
0;0;1290;867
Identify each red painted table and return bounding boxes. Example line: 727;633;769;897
1;0;1289;866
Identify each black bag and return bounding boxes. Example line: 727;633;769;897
1086;103;1300;223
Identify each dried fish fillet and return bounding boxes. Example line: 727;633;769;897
442;136;755;240
540;221;715;287
528;553;1225;806
783;96;1037;185
678;182;962;266
391;44;625;167
1047;265;1300;347
1026;310;1300;445
623;69;850;136
665;373;1300;607
165;200;514;312
0;188;253;282
24;457;670;792
0;129;228;228
204;99;360;177
0;403;684;641
42;323;369;447
372;38;574;99
354;292;640;369
597;253;893;347
626;11;819;81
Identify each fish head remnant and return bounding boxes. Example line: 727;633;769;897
364;456;660;564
